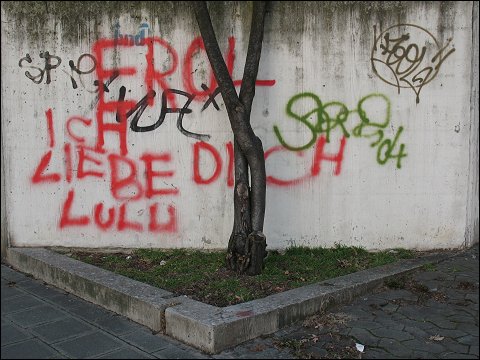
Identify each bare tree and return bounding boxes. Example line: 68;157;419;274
193;1;268;275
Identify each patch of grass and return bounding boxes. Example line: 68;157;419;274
422;262;437;271
70;245;416;307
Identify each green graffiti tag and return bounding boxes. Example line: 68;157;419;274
273;93;407;168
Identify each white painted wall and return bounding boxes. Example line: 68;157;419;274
1;1;477;251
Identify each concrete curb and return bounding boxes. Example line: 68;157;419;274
5;247;452;354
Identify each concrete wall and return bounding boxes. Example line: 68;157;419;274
1;1;478;252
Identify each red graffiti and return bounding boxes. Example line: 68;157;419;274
191;136;347;187
140;153;179;198
45;108;55;148
59;190;90;228
149;203;177;233
193;141;224;184
145;37;178;107
31;150;61;184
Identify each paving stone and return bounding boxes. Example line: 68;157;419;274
465;293;479;303
373;317;405;330
455;323;479;336
349;328;380;347
470;345;479;356
16;281;65;298
439;354;478;359
53;331;125;358
1;266;30;283
348;319;383;330
402;339;446;354
152;344;210;359
382;303;400;314
403;325;431;339
1;338;62;359
30;317;94;343
397;306;429;321
46;293;86;309
369;328;413;342
5;304;66;328
1;284;26;300
1;323;34;346
67;300;115;322
95;346;156;359
377;338;412;358
440;339;470;354
120;329;172;353
449;315;477;325
427;319;458;330
400;318;437;330
434;328;469;339
1;294;44;314
410;350;434;358
457;335;479;345
95;314;144;335
363;348;396;359
379;290;419;302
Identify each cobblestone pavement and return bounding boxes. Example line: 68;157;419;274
2;244;478;359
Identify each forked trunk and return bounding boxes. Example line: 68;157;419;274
193;1;268;275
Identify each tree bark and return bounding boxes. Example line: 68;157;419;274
193;1;267;275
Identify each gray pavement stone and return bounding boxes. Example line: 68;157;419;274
434;328;469;339
53;331;126;358
5;304;67;328
410;350;435;358
348;319;383;330
440;338;470;354
16;280;66;298
450;314;477;324
67;300;116;322
379;289;419;302
402;339;446;354
119;329;171;353
439;354;479;359
1;284;26;300
377;338;412;358
1;265;30;283
1;294;44;314
466;293;479;303
470;345;479;356
152;344;210;359
455;323;479;336
363;348;399;359
46;293;87;309
1;338;63;359
1;323;34;346
382;303;400;314
369;327;414;342
95;314;144;336
457;334;479;345
30;316;94;344
349;327;380;347
95;346;156;359
372;317;405;330
427;318;458;330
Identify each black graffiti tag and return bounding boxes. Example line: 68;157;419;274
371;24;455;103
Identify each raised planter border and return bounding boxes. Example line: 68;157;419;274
5;247;451;353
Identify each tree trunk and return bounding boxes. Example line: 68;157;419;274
193;1;268;275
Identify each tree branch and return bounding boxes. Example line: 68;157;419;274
239;1;267;117
192;1;242;113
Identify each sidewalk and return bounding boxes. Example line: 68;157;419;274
2;244;478;359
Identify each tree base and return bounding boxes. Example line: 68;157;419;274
226;231;267;275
